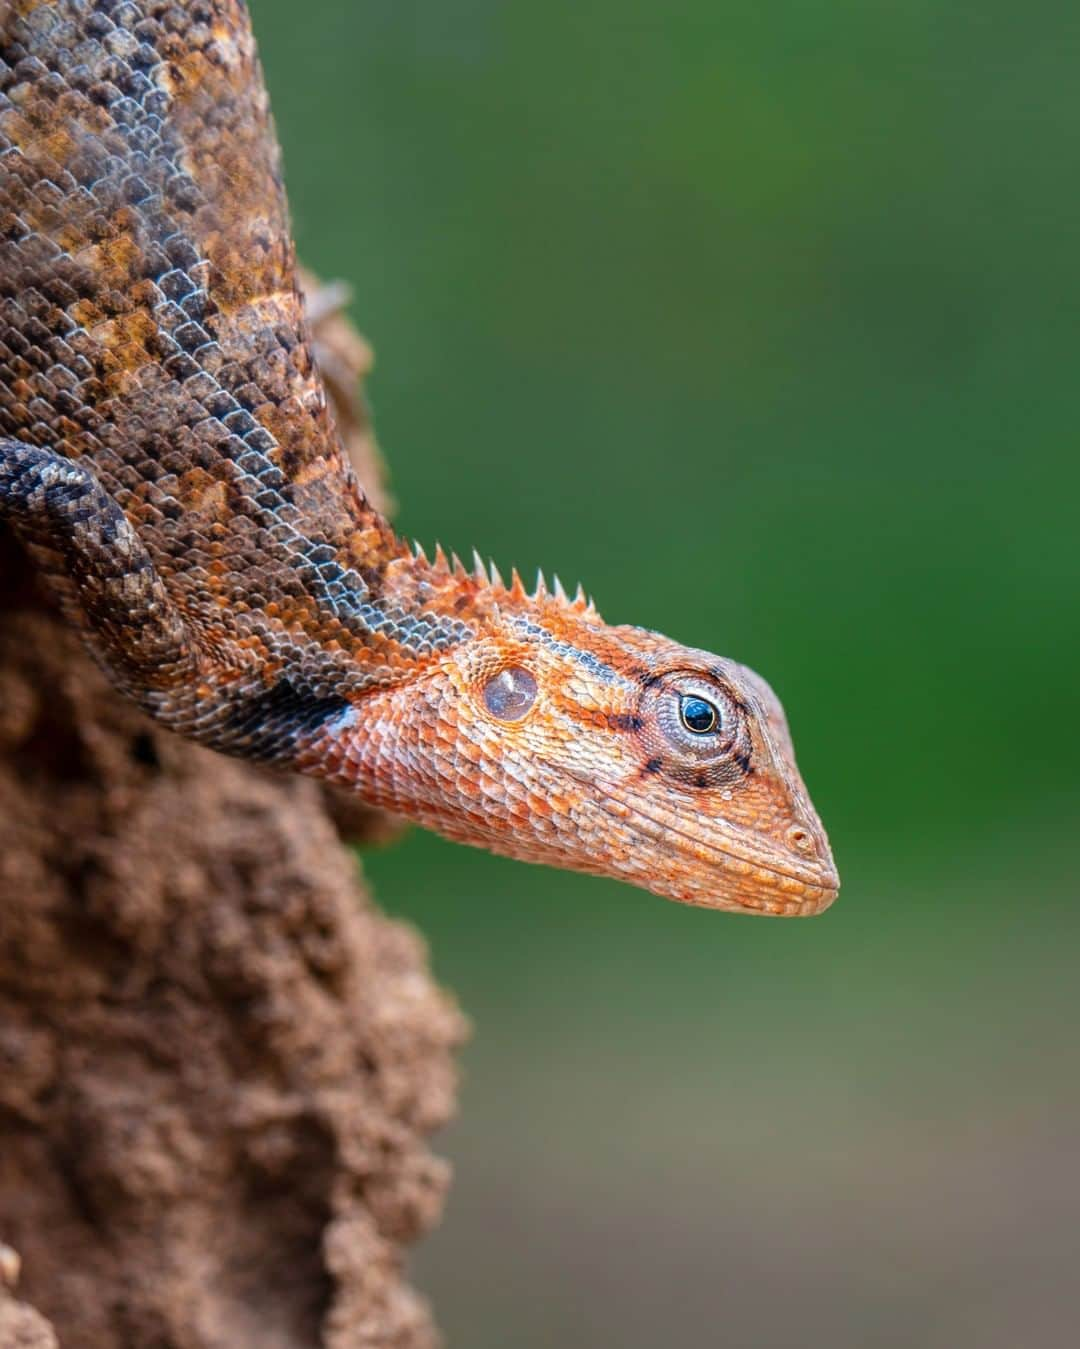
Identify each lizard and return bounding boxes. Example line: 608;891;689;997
0;0;838;917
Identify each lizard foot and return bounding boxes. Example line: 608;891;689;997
0;439;197;699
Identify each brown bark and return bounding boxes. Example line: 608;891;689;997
0;294;466;1349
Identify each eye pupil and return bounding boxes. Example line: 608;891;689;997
679;695;719;734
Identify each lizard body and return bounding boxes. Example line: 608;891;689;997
0;0;838;915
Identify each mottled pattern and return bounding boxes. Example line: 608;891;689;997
0;0;457;712
0;0;838;914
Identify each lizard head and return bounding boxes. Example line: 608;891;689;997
329;571;838;916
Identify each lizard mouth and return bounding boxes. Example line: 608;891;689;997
568;771;839;916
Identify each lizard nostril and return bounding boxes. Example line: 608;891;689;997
786;825;814;854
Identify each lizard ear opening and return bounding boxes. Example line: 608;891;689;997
482;666;537;722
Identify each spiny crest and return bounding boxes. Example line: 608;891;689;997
528;567;598;616
406;538;600;617
525;565;599;617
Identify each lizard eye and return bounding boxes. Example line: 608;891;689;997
640;672;750;785
679;694;719;734
660;684;733;755
483;666;537;721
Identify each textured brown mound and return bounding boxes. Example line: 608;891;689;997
0;294;466;1349
0;1245;56;1349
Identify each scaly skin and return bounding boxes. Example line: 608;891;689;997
0;0;838;915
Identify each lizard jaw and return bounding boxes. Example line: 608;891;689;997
568;771;839;915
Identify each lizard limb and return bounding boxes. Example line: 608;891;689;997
0;438;197;698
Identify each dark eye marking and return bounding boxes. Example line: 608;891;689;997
643;756;664;775
678;694;719;734
607;712;643;733
483;666;538;721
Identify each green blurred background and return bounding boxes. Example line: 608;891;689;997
256;3;1079;1344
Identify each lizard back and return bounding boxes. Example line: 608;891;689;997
0;0;433;693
